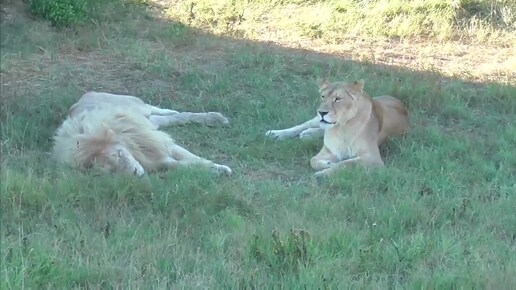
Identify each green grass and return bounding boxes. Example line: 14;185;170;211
1;0;516;288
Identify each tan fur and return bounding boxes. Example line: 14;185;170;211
266;79;409;177
53;92;232;176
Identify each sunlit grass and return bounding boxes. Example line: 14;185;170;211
165;0;516;43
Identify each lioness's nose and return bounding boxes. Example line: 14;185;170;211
318;111;328;118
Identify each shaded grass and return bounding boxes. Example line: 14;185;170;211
1;0;516;288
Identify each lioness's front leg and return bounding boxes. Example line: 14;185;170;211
299;127;325;139
310;146;339;171
167;143;232;175
266;116;321;140
313;153;384;178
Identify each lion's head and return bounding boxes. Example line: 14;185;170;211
75;124;146;177
92;143;146;176
316;79;367;129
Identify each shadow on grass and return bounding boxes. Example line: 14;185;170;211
2;1;513;178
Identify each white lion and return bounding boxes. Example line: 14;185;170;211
52;91;232;177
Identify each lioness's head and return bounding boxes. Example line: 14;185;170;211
316;79;367;129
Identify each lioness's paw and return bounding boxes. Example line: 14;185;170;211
205;112;230;127
299;128;323;140
265;130;292;140
213;164;232;175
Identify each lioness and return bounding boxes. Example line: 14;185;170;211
266;79;409;177
53;91;232;177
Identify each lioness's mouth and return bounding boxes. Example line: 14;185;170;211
320;119;334;124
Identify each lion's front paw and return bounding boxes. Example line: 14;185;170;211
265;130;280;140
313;169;330;180
205;112;230;127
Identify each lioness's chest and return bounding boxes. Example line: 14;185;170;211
324;132;356;161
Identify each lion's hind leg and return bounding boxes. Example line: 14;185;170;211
146;104;179;116
192;112;230;127
149;112;229;128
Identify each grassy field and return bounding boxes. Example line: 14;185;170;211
1;0;515;288
167;0;516;42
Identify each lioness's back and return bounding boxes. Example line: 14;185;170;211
373;95;409;143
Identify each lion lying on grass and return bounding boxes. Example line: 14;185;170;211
53;92;232;177
266;79;409;177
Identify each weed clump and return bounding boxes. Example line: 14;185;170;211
27;0;110;26
251;229;311;275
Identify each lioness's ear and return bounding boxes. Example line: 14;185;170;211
317;78;330;89
354;79;365;91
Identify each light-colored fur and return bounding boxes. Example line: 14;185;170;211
53;91;232;176
266;79;409;178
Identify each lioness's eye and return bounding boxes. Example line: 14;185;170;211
334;97;342;102
320;95;325;99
